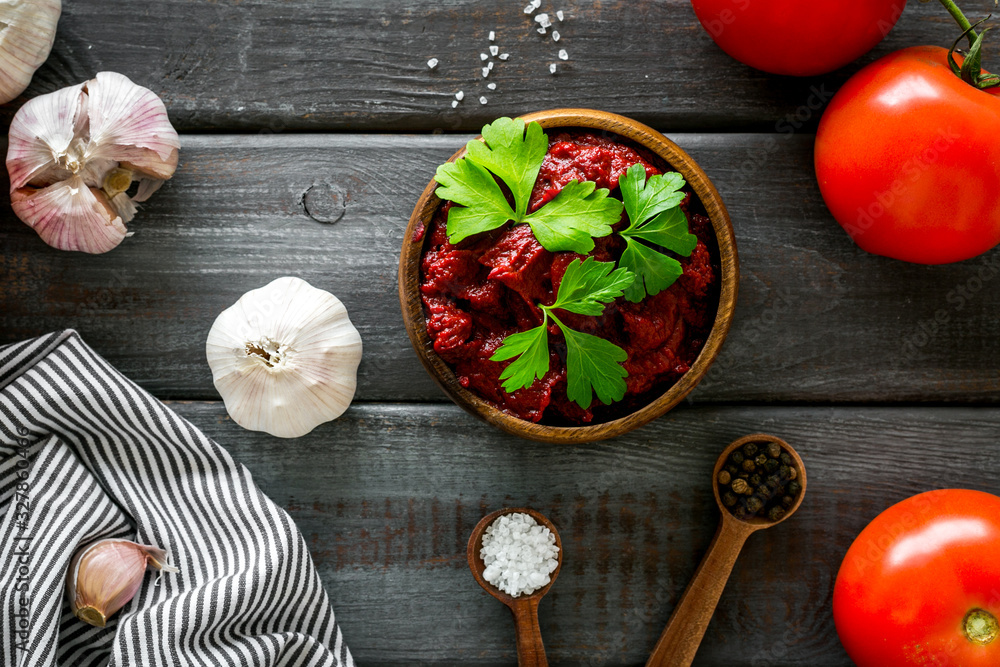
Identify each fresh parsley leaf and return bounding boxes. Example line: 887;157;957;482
560;325;629;408
618;163;697;302
490;325;550;394
524;180;624;254
434;118;621;255
489;258;634;407
435;158;516;243
620;238;684;303
550;256;635;316
464;117;547;219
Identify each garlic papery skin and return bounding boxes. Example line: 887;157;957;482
6;71;180;253
0;0;61;104
65;538;179;628
206;277;364;438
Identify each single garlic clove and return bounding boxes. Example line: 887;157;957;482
11;175;126;253
66;538;179;628
6;71;179;252
206;277;364;438
83;72;180;181
0;0;62;105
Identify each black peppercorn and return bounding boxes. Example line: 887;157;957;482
781;495;794;508
749;474;762;488
763;458;780;474
722;491;738;507
746;496;764;514
788;467;798;481
742;459;756;473
731;451;745;465
726;464;739;476
778;464;791;479
787;481;802;496
754;453;768;467
766;442;781;458
780;452;792;465
731;478;751;495
743;442;759;457
733;503;749;520
768;506;786;522
718;470;732;485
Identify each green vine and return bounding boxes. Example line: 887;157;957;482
931;0;1000;89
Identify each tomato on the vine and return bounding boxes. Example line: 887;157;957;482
834;489;1000;666
815;46;1000;264
689;0;904;76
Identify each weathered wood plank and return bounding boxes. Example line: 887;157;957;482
2;133;999;403
0;0;961;132
175;401;1000;666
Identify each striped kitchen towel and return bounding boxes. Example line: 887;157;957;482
0;331;354;667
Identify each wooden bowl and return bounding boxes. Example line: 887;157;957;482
399;108;739;443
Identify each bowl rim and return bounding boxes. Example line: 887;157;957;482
399;108;739;443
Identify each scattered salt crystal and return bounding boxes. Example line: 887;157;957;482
549;63;557;74
481;53;489;61
489;30;496;41
488;61;494;70
532;0;541;7
427;58;439;69
537;26;547;34
455;91;464;100
480;96;488;105
490;45;499;56
500;53;510;60
552;30;560;41
488;82;497;90
524;3;534;13
451;100;459;108
558;48;568;60
482;67;490;77
480;513;559;598
556;9;564;20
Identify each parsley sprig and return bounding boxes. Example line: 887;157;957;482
435;118;624;254
617;163;697;302
490;257;635;409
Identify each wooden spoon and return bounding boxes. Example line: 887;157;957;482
468;507;563;667
646;434;807;667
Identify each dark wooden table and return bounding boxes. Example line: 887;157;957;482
3;1;999;665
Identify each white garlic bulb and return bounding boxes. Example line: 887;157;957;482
6;71;180;253
206;277;363;438
0;0;61;104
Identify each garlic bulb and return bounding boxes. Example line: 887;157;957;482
0;0;61;104
206;277;363;438
66;538;179;627
6;71;180;253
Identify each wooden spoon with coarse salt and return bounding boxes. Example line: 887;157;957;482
467;507;563;667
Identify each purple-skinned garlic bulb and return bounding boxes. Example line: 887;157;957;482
6;71;180;253
0;0;62;104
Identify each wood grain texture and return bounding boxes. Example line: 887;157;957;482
2;133;998;404
174;400;1000;666
0;0;964;133
399;109;739;443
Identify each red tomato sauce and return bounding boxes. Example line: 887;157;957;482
417;130;718;425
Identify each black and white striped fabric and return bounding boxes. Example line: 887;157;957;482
0;331;353;667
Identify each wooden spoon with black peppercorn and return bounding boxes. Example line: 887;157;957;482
646;434;807;667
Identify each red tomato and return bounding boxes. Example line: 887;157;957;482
815;46;1000;264
690;0;904;76
834;489;1000;666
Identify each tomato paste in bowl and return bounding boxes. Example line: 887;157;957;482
414;129;720;426
400;109;737;443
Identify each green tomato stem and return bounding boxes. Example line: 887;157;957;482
937;0;977;45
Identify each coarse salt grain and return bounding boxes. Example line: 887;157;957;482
427;58;439;69
481;53;489;61
455;91;464;100
489;30;496;41
488;61;494;70
549;63;557;74
556;9;564;20
451;100;459;108
480;96;488;105
500;53;510;60
532;0;541;7
552;30;560;41
482;67;490;77
524;3;534;13
490;45;499;56
488;82;497;90
558;48;568;60
537;26;547;34
480;513;559;598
